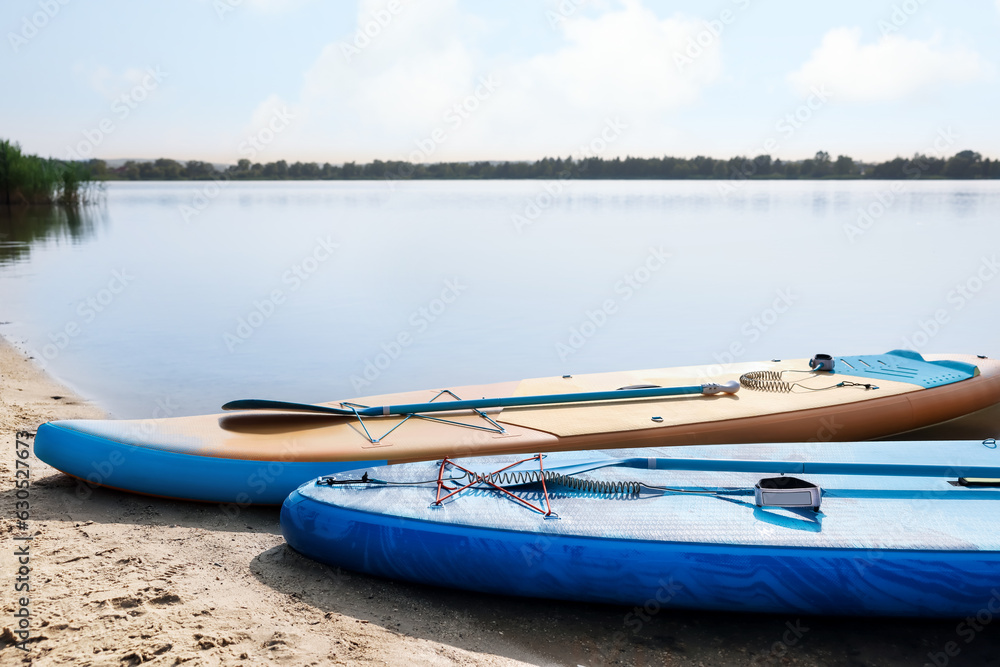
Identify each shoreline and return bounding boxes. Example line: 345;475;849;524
3;338;1000;665
0;336;105;433
0;336;532;664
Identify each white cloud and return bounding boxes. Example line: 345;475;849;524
73;64;155;99
77;64;114;96
298;0;477;136
788;27;988;103
257;0;724;161
246;94;295;132
479;0;722;154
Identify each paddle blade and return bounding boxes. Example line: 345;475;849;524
221;399;355;416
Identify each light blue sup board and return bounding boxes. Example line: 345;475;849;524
281;440;1000;617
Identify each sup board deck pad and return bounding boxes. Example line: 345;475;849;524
32;351;1000;504
832;350;978;387
283;440;1000;616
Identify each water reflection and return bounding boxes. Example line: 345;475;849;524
1;180;998;419
0;204;104;266
949;190;979;218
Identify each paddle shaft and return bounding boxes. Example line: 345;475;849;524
368;383;729;417
223;381;739;418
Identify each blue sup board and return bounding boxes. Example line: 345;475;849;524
281;440;1000;617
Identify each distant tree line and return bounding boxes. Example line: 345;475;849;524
75;149;1000;182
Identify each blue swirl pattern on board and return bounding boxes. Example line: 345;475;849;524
282;442;1000;616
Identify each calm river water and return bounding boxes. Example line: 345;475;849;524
1;180;998;419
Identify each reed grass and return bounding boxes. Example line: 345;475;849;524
0;139;101;206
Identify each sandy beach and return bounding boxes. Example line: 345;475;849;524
3;337;1000;667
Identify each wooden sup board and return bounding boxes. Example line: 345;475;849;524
281;440;1000;617
33;350;1000;504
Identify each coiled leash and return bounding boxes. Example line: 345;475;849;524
740;354;878;393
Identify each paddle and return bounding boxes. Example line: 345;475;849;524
481;456;1000;480
222;381;740;418
222;400;357;417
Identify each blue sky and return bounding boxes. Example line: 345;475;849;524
3;0;998;164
